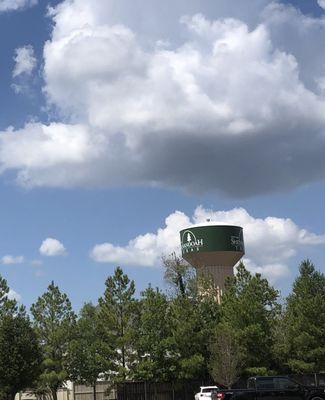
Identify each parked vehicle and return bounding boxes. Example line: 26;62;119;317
195;386;220;400
212;376;325;400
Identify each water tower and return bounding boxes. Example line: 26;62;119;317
180;224;244;299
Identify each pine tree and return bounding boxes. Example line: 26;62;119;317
196;278;221;371
31;282;76;400
98;267;136;382
282;260;325;373
167;295;206;381
0;313;42;400
66;303;113;400
133;287;172;382
220;263;280;375
0;275;18;318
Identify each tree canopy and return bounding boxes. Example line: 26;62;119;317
1;258;324;398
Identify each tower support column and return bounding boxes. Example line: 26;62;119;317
197;265;234;300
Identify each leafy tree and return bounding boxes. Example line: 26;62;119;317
66;303;113;400
133;287;172;382
0;313;42;400
163;254;195;297
31;282;76;400
133;275;219;384
280;260;325;373
220;263;280;374
195;278;221;370
272;308;290;374
98;267;136;382
209;322;243;388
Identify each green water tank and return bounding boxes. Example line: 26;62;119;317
180;224;245;294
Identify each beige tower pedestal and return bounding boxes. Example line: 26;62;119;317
196;265;234;303
198;265;234;292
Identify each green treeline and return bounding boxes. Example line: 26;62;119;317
0;259;325;400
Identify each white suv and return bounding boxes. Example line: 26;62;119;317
195;386;219;400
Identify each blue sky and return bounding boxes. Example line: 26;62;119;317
0;0;325;310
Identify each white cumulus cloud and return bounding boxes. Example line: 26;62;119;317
39;238;66;257
318;0;325;10
240;259;290;284
90;206;325;283
12;45;37;78
8;289;21;302
1;255;24;264
1;1;325;196
0;122;101;187
91;211;191;267
0;0;37;12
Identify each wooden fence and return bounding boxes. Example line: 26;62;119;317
73;382;116;400
116;380;214;400
73;374;325;400
73;380;213;400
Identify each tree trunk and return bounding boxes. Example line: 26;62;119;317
9;390;17;400
177;273;185;296
93;384;97;400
